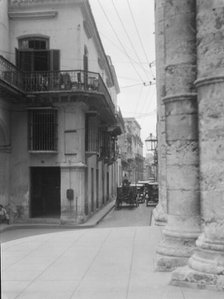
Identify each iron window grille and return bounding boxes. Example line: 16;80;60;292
28;109;58;152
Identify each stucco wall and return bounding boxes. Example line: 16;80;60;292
0;98;10;207
0;0;9;58
9;4;83;69
10;104;30;220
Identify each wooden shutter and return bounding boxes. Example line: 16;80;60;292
50;50;60;71
16;49;33;71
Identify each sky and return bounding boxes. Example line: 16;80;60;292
89;0;157;156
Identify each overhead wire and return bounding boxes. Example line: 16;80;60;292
126;0;155;81
120;82;155;88
96;0;145;83
111;0;151;82
98;33;155;78
134;84;144;113
118;75;141;82
138;84;153;115
144;85;156;113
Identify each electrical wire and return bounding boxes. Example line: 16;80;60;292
126;0;154;79
143;85;156;114
136;84;152;115
111;0;151;82
120;82;155;88
96;0;145;84
141;85;155;114
134;84;144;113
98;33;155;77
118;75;141;82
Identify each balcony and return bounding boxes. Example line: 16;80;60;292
0;56;116;123
0;55;24;96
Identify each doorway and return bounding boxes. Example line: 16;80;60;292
30;167;61;218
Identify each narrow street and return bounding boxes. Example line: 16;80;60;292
97;203;153;228
0;203;154;243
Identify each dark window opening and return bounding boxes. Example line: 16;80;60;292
16;37;60;73
28;109;58;151
19;37;49;50
85;114;99;152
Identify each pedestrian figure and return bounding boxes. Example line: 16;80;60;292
0;204;9;224
122;174;130;187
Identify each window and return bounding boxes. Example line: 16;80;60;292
16;36;60;72
19;37;49;50
28;109;58;151
85;114;98;152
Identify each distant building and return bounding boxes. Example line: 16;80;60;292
0;0;123;224
117;118;144;184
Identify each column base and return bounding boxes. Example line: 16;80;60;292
156;234;197;272
171;225;224;292
152;203;167;226
171;265;224;291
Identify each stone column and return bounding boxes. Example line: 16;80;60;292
156;0;201;271
152;0;167;226
172;0;224;290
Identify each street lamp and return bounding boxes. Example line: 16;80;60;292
145;133;158;181
145;133;157;152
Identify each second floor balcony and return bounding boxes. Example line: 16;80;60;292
0;55;116;123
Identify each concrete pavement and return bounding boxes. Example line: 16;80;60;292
0;200;115;234
2;224;224;298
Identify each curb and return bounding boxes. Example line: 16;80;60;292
0;202;115;233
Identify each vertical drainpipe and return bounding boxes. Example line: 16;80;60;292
152;0;168;226
172;0;224;290
156;0;201;271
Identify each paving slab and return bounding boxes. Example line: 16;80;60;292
1;226;223;299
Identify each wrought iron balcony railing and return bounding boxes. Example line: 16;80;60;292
0;55;24;92
0;56;115;114
23;69;115;113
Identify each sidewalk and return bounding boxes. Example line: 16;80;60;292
2;226;223;298
0;200;115;233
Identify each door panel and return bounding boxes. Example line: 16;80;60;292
30;167;60;217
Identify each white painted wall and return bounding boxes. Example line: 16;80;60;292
0;0;9;59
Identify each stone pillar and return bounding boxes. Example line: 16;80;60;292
152;0;167;226
60;102;88;224
172;0;224;290
156;0;201;271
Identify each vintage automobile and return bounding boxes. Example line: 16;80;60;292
135;183;146;204
115;185;139;209
144;182;159;206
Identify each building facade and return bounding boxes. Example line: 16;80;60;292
117;118;144;184
0;0;123;224
155;0;224;291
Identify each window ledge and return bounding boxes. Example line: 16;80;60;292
9;11;58;20
29;150;58;154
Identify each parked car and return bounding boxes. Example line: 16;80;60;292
144;182;158;206
135;183;146;204
116;185;139;209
